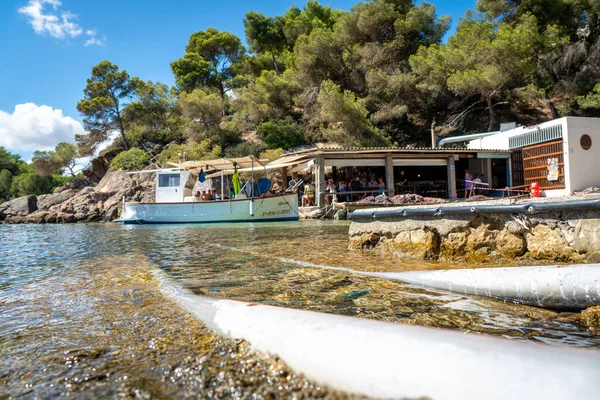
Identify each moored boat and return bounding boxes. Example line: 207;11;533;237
117;157;300;224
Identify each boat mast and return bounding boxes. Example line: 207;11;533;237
250;156;255;216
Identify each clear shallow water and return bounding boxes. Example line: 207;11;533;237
1;221;599;397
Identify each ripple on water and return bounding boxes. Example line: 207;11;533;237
1;221;599;397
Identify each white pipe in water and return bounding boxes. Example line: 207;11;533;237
380;265;600;309
156;271;600;400
277;259;600;309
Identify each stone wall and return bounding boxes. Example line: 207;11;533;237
349;210;600;263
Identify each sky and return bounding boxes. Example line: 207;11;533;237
0;0;475;161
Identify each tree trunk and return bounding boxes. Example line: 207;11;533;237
218;81;226;116
271;52;280;75
486;96;496;132
545;95;560;119
114;105;130;151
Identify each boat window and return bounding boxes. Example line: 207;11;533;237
158;174;181;187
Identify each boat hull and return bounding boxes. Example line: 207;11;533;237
119;193;299;224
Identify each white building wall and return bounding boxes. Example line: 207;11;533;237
564;117;600;193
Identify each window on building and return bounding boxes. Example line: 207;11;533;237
158;174;181;187
581;134;592;150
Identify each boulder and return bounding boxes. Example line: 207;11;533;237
495;230;527;258
440;230;469;259
37;189;77;211
349;233;381;250
390;229;439;259
0;195;37;220
525;224;580;261
0;166;157;224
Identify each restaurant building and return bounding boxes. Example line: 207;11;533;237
270;145;512;208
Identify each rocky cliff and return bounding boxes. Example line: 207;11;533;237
0;170;155;224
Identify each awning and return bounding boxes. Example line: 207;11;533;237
167;156;267;172
204;155;312;178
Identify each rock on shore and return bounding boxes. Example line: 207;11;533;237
349;211;600;263
0;170;155;224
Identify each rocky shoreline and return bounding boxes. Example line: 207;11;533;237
348;203;600;263
0;170;154;224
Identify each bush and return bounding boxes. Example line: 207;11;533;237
258;118;306;150
157;140;222;164
110;148;151;171
10;173;56;197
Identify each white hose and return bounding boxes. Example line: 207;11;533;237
381;265;600;309
155;270;600;400
278;259;600;309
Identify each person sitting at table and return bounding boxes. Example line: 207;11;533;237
398;170;408;185
369;176;378;187
350;177;363;201
325;179;337;205
376;177;386;196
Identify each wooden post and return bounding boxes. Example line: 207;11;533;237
315;156;325;208
280;166;288;189
447;156;457;199
385;155;395;197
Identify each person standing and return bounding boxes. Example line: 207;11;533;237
302;181;315;207
464;170;473;198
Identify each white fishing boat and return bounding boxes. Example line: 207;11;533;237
117;157;300;224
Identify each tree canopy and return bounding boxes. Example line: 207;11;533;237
5;0;600;205
77;61;141;154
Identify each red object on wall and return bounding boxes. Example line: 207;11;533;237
530;182;541;198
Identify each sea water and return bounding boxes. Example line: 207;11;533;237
1;221;598;398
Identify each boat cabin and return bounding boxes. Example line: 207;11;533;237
155;169;194;203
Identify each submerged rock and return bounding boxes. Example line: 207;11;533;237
581;306;600;334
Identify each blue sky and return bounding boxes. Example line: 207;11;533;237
0;0;475;160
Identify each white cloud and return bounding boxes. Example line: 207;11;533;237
84;30;106;47
0;103;84;151
18;0;105;46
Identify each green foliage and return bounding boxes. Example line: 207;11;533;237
314;80;389;146
124;81;184;143
476;0;589;38
244;11;286;73
179;89;224;140
578;84;600;111
172;28;245;98
234;70;300;124
259;148;285;163
282;1;342;46
0;169;12;202
109;148;151;171
77;61;141;154
170;53;212;93
293;28;356;90
33;0;600;191
0;147;25;175
410;15;540;130
224;142;268;158
10;173;57;198
157;140;222;164
258;118;306;149
32;142;79;177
